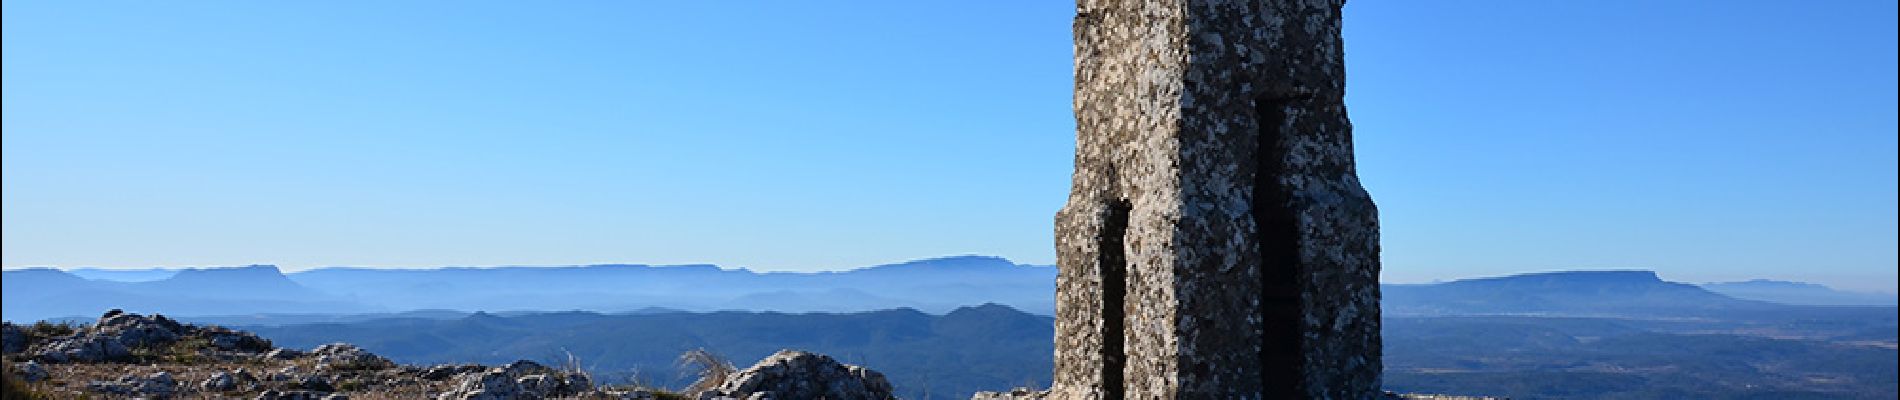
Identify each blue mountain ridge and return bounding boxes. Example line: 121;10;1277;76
7;257;1885;323
1701;279;1898;306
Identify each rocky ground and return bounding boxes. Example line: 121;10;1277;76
968;388;1490;400
3;310;894;399
4;310;1486;399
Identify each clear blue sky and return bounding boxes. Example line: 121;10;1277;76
3;1;1894;292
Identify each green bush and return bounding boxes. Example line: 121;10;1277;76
128;336;213;365
25;321;78;339
13;320;84;351
652;391;693;400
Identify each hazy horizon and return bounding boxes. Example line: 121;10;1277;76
6;256;1896;296
5;1;1896;292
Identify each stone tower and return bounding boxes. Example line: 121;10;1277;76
1052;0;1380;398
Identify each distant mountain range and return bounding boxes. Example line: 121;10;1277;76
1;265;369;322
2;256;1057;322
5;261;1894;399
1384;270;1778;317
1700;279;1899;306
1384;270;1896;317
284;255;1057;316
5;257;1893;323
65;267;180;282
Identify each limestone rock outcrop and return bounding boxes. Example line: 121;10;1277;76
87;371;179;398
19;309;276;363
310;343;396;371
435;360;593;400
200;370;248;392
969;387;1049;400
12;360;48;383
698;349;894;400
3;309;619;399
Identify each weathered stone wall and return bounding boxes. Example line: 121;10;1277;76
1052;0;1380;398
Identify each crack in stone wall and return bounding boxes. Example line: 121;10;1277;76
1255;96;1306;398
1097;200;1131;399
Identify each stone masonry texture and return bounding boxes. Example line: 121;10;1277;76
1051;0;1381;398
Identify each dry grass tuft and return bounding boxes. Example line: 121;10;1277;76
676;348;735;396
2;361;53;400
